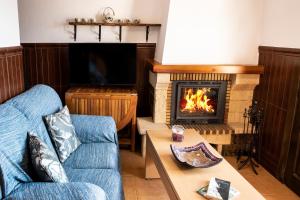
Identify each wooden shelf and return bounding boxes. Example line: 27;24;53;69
149;60;264;74
69;21;161;42
69;22;161;26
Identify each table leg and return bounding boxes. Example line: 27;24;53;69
217;144;223;154
131;113;136;152
145;136;160;179
141;135;146;158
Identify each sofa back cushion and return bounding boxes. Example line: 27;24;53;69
7;84;63;153
0;104;33;198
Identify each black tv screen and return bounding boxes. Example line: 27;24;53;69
69;43;136;86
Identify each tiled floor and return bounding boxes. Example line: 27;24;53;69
121;150;300;200
121;150;169;200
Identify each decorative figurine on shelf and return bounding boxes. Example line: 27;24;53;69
89;18;94;23
133;19;141;24
102;7;115;23
237;100;263;175
123;19;131;23
115;19;122;23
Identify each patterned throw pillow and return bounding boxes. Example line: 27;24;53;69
44;106;81;163
28;132;69;183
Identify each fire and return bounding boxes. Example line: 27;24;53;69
180;88;215;113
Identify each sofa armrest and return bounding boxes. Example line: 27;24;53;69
71;114;118;145
6;182;107;200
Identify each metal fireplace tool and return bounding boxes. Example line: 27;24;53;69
237;101;263;175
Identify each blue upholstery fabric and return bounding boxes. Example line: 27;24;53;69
6;182;107;200
0;151;32;199
71;115;118;144
7;84;62;153
0;104;31;173
66;168;123;200
0;104;33;198
63;143;118;169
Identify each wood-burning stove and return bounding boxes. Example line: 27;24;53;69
171;81;227;124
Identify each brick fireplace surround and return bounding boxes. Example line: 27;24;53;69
137;61;264;156
150;71;260;129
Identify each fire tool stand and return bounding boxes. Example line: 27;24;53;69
237;101;263;175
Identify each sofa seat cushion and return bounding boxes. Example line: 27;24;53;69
65;168;123;200
6;182;107;200
63;143;118;170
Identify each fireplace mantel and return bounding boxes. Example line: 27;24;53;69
149;60;264;74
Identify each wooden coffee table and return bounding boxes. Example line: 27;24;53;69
145;129;265;200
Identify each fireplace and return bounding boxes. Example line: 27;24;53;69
146;67;261;155
171;81;227;124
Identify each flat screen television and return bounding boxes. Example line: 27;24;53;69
69;43;136;86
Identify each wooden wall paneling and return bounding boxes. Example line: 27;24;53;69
0;46;24;104
136;43;156;116
22;43;69;100
257;46;300;179
23;44;34;88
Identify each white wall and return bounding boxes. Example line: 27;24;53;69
158;0;262;65
154;0;171;62
0;0;20;47
18;0;163;43
20;0;298;65
261;0;300;48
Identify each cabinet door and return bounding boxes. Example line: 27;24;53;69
285;82;300;196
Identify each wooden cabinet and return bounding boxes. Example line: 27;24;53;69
257;47;300;176
284;77;300;195
257;46;300;195
65;87;138;151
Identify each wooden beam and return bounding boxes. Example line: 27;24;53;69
149;60;264;74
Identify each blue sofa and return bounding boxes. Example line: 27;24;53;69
0;85;123;200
